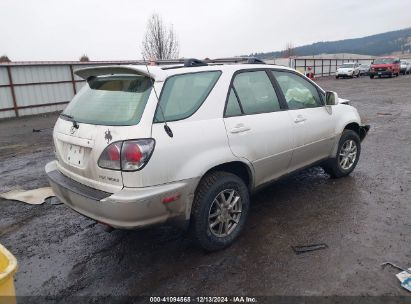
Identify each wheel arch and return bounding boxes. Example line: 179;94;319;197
200;161;254;192
331;119;364;158
344;122;368;141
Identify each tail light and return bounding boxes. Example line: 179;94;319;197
98;142;122;170
121;139;155;171
98;139;155;171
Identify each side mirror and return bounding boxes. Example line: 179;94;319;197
326;91;338;106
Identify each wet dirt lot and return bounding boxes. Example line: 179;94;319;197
0;75;410;298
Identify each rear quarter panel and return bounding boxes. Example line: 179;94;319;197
121;69;247;187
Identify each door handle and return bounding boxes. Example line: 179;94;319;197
294;115;307;123
230;124;251;134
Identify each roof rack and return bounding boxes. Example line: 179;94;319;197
184;58;208;67
204;57;266;65
152;57;266;69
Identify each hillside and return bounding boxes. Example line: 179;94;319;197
252;27;411;59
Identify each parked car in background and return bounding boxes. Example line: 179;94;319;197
336;62;361;78
358;64;370;76
45;59;369;251
400;60;411;75
369;57;401;78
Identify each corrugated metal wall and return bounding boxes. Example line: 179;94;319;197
0;61;140;119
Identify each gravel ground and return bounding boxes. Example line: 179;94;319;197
0;75;410;299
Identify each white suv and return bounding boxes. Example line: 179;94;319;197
46;59;369;251
336;62;361;78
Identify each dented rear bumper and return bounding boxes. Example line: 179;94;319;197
45;161;198;229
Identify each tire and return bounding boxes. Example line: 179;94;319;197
190;171;250;251
370;75;374;79
336;76;339;79
322;130;361;178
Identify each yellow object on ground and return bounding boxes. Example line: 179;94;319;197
0;244;17;304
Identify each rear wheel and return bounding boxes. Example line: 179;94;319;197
323;130;361;178
370;75;374;79
190;171;250;251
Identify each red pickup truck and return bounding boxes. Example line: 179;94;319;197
369;57;401;78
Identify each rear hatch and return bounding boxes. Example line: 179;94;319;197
53;72;154;193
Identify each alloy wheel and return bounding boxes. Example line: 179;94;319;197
339;139;358;170
208;189;242;237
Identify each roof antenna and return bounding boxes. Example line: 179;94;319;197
143;57;173;138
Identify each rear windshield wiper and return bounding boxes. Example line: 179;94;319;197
60;113;79;129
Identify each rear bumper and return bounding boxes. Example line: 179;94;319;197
45;161;198;229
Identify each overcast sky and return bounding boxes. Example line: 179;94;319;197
1;0;411;61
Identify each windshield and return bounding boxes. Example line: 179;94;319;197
340;64;354;68
62;75;152;126
373;58;395;64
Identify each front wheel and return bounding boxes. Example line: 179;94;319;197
323;130;361;178
370;75;374;79
190;171;250;251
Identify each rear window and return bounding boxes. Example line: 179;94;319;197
154;71;221;122
62;75;152;126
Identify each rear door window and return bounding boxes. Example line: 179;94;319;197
225;88;242;117
62;75;152;126
231;71;281;115
154;71;221;122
